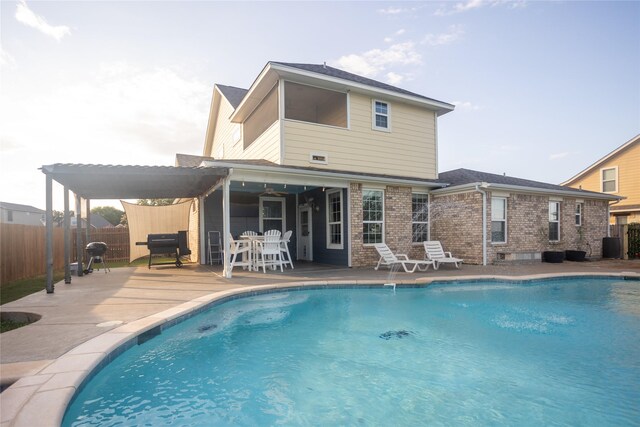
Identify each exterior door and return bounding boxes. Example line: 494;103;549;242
298;206;312;261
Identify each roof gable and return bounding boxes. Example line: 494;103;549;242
561;133;640;185
216;84;248;109
0;202;44;213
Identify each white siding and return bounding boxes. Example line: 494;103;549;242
282;92;437;179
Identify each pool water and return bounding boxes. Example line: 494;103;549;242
63;278;640;426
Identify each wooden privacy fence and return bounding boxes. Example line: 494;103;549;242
1;224;130;284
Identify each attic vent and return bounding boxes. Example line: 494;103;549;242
309;152;328;165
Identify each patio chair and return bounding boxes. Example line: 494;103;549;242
280;230;294;269
241;230;258;237
423;241;463;270
229;234;252;270
374;243;432;273
255;230;284;273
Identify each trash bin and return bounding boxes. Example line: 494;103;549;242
602;237;621;259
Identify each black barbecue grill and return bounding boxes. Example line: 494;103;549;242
84;242;110;274
136;231;191;268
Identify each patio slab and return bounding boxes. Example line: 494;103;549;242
1;259;639;426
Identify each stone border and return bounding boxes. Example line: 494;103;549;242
2;272;638;427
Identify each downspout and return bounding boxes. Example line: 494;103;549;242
474;183;489;266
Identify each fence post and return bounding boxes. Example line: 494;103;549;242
622;224;629;260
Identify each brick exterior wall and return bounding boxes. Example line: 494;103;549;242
430;192;484;264
349;183;417;268
431;191;610;265
349;184;610;267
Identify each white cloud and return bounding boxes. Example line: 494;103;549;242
549;152;569;160
422;25;465;46
452;100;481;111
335;42;421;78
378;6;406;15
0;62;210;209
435;0;526;16
396;29;406;36
386;72;404;85
384;37;393;43
15;0;71;41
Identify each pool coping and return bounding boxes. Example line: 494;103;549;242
2;271;639;427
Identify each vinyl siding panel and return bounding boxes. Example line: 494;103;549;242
241;121;280;163
283;92;437;179
210;99;238;158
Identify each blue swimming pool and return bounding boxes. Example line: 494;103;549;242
63;278;640;426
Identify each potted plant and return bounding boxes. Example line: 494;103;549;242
539;226;564;263
565;227;587;262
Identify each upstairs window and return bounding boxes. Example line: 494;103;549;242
549;201;560;241
575;202;583;226
284;82;347;128
601;167;617;193
372;100;390;131
491;197;507;243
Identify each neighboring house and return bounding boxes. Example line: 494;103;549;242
0;202;45;226
176;61;619;269
432;169;614;264
561;134;640;225
70;213;114;229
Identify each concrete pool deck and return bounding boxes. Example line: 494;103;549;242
1;259;639;426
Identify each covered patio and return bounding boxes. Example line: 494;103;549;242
41;163;229;292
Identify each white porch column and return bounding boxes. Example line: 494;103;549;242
222;174;232;278
75;193;84;276
199;196;206;265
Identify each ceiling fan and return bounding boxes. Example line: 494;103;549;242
259;187;288;197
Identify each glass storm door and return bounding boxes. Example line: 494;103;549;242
298;206;312;261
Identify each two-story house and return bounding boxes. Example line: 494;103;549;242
561;134;640;225
177;62;619;273
0;202;45;226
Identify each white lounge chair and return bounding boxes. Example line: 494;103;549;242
374;243;432;273
423;241;463;270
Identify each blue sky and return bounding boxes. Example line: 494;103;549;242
1;0;638;210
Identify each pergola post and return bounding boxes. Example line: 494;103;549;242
75;193;84;276
85;199;91;244
64;186;71;284
45;174;54;293
199;196;205;265
222;176;231;278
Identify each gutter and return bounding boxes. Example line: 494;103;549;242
474;183;489;266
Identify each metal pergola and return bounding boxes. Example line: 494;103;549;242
41;164;229;293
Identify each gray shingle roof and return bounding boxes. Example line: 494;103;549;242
272;62;452;107
438;168;608;197
0;202;44;213
216;84;248;109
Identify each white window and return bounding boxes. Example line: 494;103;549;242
491;197;507;243
549;201;560;241
363;189;384;244
601;167;617;193
372;100;390;131
326;189;343;249
412;193;429;243
259;197;285;234
575;202;583;226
